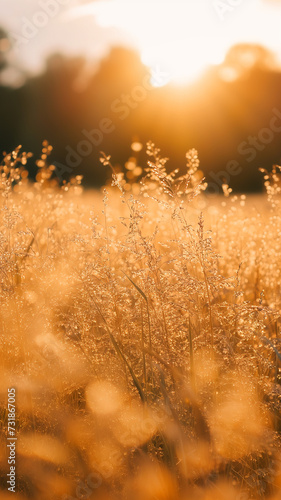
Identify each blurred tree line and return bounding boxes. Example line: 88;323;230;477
1;27;281;191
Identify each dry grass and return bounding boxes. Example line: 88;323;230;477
0;141;281;500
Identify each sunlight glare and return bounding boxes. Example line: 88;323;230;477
67;0;281;86
75;0;226;86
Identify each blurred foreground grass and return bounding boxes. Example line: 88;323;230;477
0;143;281;499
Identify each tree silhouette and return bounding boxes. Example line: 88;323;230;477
0;43;281;191
224;44;277;72
0;28;11;74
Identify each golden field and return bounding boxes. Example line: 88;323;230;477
0;142;281;500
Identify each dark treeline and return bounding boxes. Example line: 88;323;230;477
1;39;281;191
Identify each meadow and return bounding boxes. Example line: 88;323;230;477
0;141;281;500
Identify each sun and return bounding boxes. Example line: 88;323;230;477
68;0;281;86
71;0;227;86
140;38;225;88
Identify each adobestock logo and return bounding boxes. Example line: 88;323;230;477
62;471;103;500
213;0;245;21
54;66;170;181
237;108;281;162
11;0;71;51
54;118;116;181
207;107;281;194
110;66;170;120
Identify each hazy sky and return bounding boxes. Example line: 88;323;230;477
2;0;281;83
1;0;131;73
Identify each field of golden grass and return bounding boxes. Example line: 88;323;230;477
0;142;281;500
